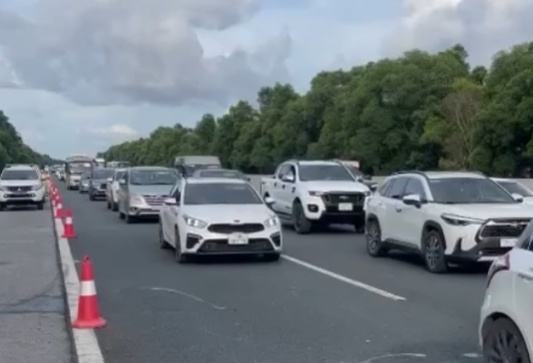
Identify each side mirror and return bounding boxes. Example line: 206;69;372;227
246;177;251;182
402;193;422;206
512;193;524;202
264;196;274;204
164;197;177;206
363;174;372;181
118;179;126;185
107;177;113;183
281;174;295;183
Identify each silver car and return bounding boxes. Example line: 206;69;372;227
78;172;91;193
117;166;179;223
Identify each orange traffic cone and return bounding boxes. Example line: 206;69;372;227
54;202;63;218
72;256;106;329
62;208;75;238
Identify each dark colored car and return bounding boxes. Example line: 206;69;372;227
89;168;115;201
191;168;250;181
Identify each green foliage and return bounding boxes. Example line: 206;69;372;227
0;110;61;169
99;42;533;176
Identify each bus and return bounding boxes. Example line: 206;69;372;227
65;155;95;190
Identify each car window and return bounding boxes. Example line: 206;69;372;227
129;169;177;185
170;180;182;200
404;178;426;198
519;221;533;251
388;177;408;199
429;177;516;204
114;170;125;181
298;164;354;181
1;169;39;180
378;179;393;196
184;183;262;205
497;181;533;197
277;165;292;179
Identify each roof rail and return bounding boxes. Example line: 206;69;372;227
285;159;300;165
391;170;426;176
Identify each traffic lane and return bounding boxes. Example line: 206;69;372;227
57;183;482;363
281;224;487;322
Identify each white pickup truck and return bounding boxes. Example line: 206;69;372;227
259;160;372;234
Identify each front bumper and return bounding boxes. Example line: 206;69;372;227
303;195;368;224
446;237;514;263
0;189;45;204
182;227;282;256
127;203;162;217
90;187;107;197
79;183;90;192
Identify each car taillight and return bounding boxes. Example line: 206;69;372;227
487;253;510;286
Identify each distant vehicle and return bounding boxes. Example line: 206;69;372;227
117;166;179;223
480;221;533;362
0;164;46;210
492;178;533;205
174;155;221;177
107;161;130;168
65;155;95;190
260;160;371;234
78;172;91;193
106;168;127;211
89;168;115;201
95;158;106;168
158;177;282;263
191;168;250;181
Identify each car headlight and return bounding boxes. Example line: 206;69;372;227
0;186;8;192
308;191;324;196
183;215;207;228
441;213;484;226
264;216;279;228
364;191;371;197
129;193;145;204
32;183;43;191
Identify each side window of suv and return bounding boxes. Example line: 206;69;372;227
388;176;409;199
404;178;426;199
519;222;533;251
378;179;394;196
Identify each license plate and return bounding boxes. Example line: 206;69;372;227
338;203;353;211
228;233;248;245
500;238;517;247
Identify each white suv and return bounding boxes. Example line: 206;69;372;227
158;177;282;263
0;164;46;210
365;171;533;273
479;221;533;362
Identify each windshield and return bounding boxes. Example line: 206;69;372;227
429;178;516;204
69;162;92;175
184;183;262;205
183;164;221;175
130;169;178;185
343;164;364;178
497;180;533;197
196;170;244;179
1;169;39;180
92;168;115;179
81;173;90;180
298;165;355;182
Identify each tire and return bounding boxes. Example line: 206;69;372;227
89;193;95;201
174;229;188;263
483;317;530;363
422;229;448;273
264;253;280;262
0;203;5;211
36;201;44;210
353;216;366;234
106;200;111;209
292;201;312;234
125;213;135;224
119;210;125;219
366;219;388;257
112;202;118;211
158;222;170;249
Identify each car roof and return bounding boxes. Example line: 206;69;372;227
295;160;341;166
129;166;171;171
393;171;486;180
185;177;247;185
3;164;36;171
491;177;516;183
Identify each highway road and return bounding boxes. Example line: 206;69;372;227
58;181;488;363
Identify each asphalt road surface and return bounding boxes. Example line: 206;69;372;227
58;181;488;363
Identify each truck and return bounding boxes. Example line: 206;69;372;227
106;161;131;168
259;159;372;234
65;155;95;190
335;159;378;192
95;158;106;168
174;155;221;176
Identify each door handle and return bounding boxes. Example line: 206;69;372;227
292;187;295;193
518;273;533;282
282;185;285;189
274;182;277;187
395;206;402;212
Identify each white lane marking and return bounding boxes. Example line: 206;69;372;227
54;217;105;363
146;287;226;310
358;353;426;363
463;352;482;359
281;255;406;301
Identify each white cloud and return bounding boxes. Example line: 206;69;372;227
88;124;138;137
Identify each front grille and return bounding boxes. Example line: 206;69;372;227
322;192;365;205
7;186;32;192
481;247;513;256
208;223;264;234
100;183;107;189
479;219;530;239
198;238;273;253
143;195;168;206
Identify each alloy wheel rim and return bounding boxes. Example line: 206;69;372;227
487;329;523;363
425;235;440;269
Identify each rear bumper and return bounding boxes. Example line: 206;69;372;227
127;205;161;217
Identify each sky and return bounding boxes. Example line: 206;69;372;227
0;0;532;159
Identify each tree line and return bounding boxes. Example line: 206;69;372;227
98;42;533;177
0;110;63;169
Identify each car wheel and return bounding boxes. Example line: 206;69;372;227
353;215;365;234
125;213;135;224
106;200;111;209
0;203;4;211
112;202;119;211
366;219;388;257
483;317;530;363
158;222;170;249
174;229;188;263
423;230;448;273
292;201;312;234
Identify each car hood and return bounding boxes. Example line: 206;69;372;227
183;204;274;223
129;184;173;195
0;180;41;186
301;181;370;193
441;203;533;220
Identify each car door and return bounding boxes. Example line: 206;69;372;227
162;180;181;241
118;171;129;212
383;176;408;241
279;164;297;213
511;232;533;344
396;177;427;247
272;164;292;213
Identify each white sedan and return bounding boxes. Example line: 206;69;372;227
158;177;282;263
